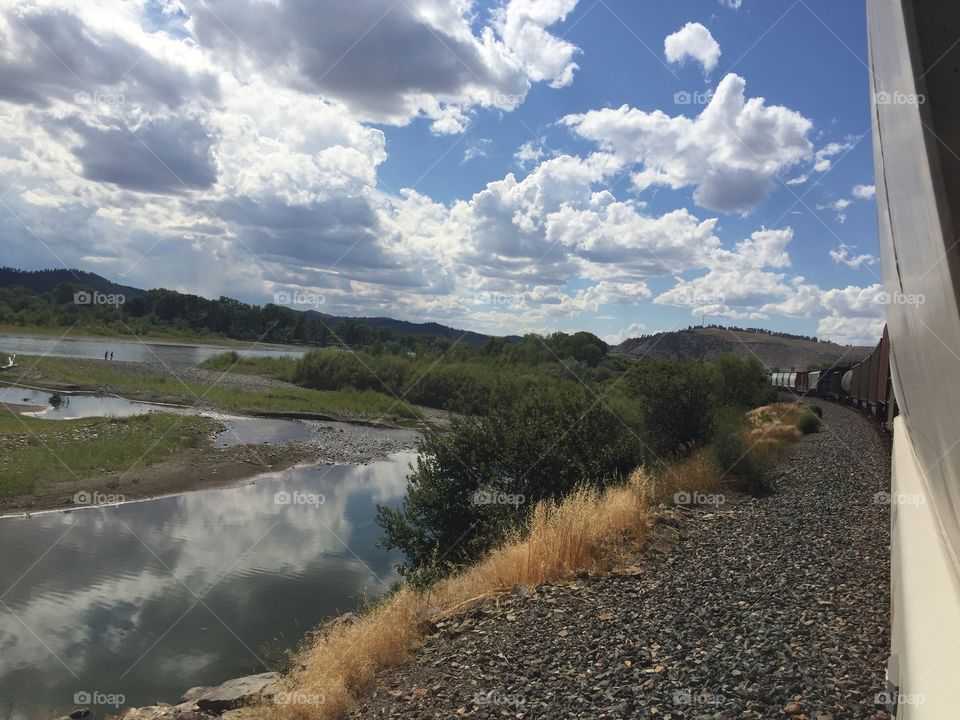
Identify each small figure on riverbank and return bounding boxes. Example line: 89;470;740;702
110;351;114;361
104;351;108;361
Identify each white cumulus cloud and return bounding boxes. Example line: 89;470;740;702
664;22;721;73
830;244;878;269
563;74;813;213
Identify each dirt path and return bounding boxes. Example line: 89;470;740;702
349;401;891;719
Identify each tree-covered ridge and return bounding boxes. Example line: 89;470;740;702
626;324;822;344
0;269;489;350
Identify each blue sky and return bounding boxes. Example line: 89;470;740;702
0;0;886;344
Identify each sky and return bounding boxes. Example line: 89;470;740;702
0;0;888;345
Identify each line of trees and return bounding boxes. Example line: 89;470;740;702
0;282;459;351
374;351;775;581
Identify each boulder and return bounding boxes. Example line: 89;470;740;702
318;612;359;637
194;672;281;714
54;711;90;720
115;703;207;720
178;686;212;705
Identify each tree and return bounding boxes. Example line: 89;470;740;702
377;385;640;577
624;359;716;460
713;353;774;408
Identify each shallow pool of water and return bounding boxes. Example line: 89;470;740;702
0;386;319;448
0;452;414;720
0;386;194;420
211;416;319;448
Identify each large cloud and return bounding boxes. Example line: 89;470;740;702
655;228;794;318
70;116;217;194
762;280;886;345
445;153;722;290
0;6;220;109
185;0;580;133
563;73;813;213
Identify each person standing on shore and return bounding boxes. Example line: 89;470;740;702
104;350;108;361
110;351;114;361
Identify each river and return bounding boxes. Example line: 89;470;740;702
0;333;306;364
0;452;414;720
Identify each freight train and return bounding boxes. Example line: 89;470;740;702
771;326;896;425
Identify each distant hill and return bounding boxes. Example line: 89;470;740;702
612;326;872;371
0;267;502;346
0;267;145;299
305;312;509;346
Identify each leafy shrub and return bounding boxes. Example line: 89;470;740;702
710;407;775;496
624;359;716;460
714;353;776;408
808;403;823;418
377;385;641;576
797;411;821;434
203;350;240;369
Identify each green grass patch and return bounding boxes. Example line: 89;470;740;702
0;412;219;498
200;351;298;382
18;355;188;395
711;406;777;496
16;355;418;419
200;385;420;418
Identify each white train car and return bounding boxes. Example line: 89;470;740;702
868;0;960;715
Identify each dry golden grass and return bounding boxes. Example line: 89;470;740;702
266;474;654;719
746;402;805;444
645;447;721;503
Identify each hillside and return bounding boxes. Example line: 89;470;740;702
0;267;499;346
306;311;503;346
0;267;145;298
612;326;872;370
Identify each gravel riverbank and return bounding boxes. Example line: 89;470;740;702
349;400;891;719
279;420;420;466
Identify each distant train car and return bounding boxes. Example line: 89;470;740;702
817;368;849;399
770;370;820;395
841;369;853;396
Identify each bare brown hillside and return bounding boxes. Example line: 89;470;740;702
612;327;872;371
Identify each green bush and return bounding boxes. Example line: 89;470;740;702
714;353;776;407
203;350;240;368
377;385;641;577
808;403;823;418
797;411;821;434
624;359;716;460
710;407;775;496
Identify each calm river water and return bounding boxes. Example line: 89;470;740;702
0;452;414;720
0;333;306;364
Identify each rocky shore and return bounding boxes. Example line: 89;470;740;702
52;672;282;720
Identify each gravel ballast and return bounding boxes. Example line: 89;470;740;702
349;400;892;719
